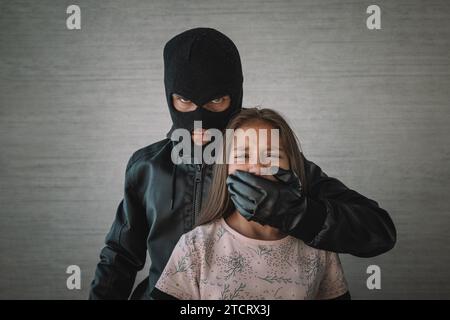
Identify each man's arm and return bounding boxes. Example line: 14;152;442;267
300;154;396;257
227;155;396;258
89;158;149;299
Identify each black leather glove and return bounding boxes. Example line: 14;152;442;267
226;168;307;231
227;156;397;257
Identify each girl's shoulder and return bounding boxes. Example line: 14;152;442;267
180;219;223;246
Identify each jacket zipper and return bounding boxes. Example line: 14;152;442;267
193;163;204;225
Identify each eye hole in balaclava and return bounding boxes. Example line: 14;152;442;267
163;28;244;136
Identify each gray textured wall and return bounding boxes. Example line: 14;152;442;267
1;0;449;299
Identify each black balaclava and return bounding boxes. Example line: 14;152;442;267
164;27;243;136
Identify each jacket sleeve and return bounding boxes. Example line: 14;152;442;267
89;157;149;299
290;154;397;258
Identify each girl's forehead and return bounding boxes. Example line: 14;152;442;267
236;119;276;131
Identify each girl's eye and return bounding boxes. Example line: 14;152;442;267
269;154;282;159
211;98;224;104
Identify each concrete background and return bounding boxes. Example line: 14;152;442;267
0;0;449;299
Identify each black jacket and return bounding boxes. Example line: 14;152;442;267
89;138;396;299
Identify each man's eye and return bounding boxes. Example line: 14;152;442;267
211;98;224;104
180;98;191;103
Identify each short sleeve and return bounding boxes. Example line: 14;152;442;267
153;233;201;300
316;252;348;299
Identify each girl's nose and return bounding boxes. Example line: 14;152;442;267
247;164;260;176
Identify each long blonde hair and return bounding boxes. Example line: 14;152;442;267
196;107;307;226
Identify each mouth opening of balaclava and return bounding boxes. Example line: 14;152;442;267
163;27;244;137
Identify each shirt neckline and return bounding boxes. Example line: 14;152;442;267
218;217;293;246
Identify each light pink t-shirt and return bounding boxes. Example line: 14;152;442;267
155;218;348;300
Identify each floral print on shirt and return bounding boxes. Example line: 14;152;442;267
155;218;348;300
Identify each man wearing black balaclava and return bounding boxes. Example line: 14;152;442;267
164;27;243;135
89;28;396;300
